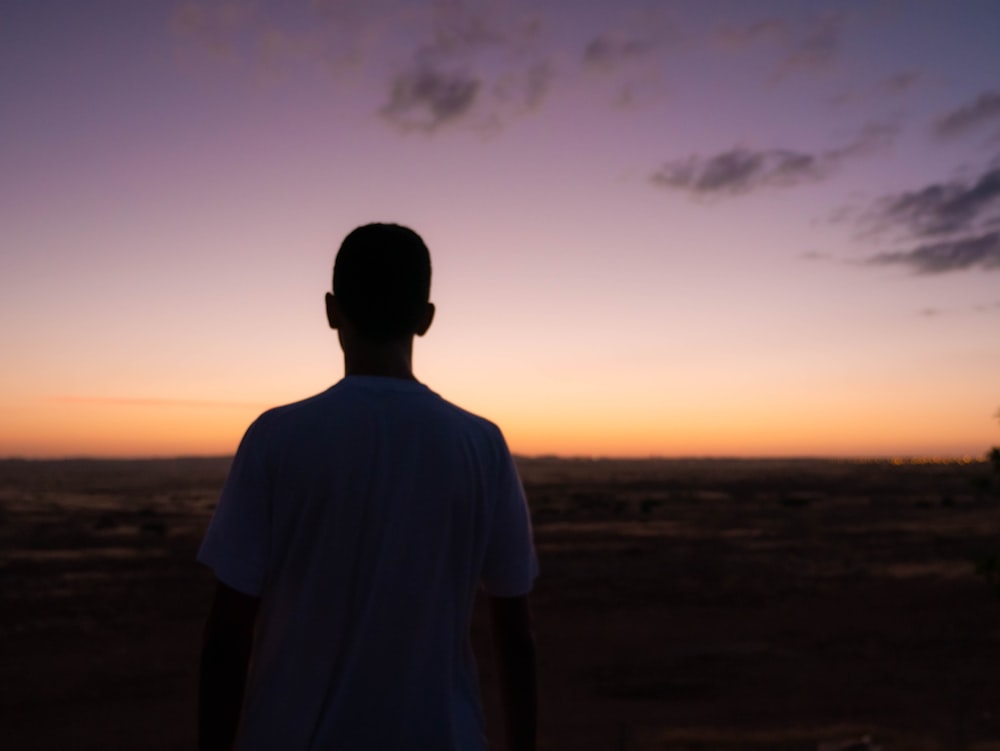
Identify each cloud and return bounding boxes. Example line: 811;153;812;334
800;250;831;261
373;2;678;134
933;90;1000;139
866;232;1000;274
826;122;897;159
830;71;927;107
769;13;846;83
171;0;366;76
168;2;682;133
380;65;481;132
867;166;1000;238
652;148;827;195
379;48;555;134
577;12;677;111
830;71;923;108
422;0;509;58
652;124;895;197
856;161;1000;274
376;3;554;133
582;32;653;71
916;301;1000;316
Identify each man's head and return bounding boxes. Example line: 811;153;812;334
328;223;433;343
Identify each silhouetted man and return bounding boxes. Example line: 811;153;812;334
198;223;538;750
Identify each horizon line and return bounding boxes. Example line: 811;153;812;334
0;452;989;464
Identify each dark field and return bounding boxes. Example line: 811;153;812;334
2;457;999;750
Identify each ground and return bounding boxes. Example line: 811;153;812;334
1;456;999;750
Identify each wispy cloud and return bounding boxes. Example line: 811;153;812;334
800;250;831;261
866;232;1000;274
652;123;895;197
933;90;1000;139
858;162;1000;274
866;166;1000;238
378;51;558;133
582;32;654;71
652;148;827;195
715;10;858;85
380;64;481;132
172;1;552;132
911;301;1000;317
577;10;678;111
376;3;553;132
831;71;925;108
168;2;686;132
171;0;368;76
769;13;846;84
421;0;510;58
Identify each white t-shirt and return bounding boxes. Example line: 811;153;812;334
198;375;538;751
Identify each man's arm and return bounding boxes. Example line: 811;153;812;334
489;594;537;751
199;581;259;751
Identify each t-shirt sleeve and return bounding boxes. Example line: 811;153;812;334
197;418;272;596
480;434;539;597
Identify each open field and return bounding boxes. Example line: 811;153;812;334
2;457;999;750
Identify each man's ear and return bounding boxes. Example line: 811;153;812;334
325;293;341;330
415;302;435;337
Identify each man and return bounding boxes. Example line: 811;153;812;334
198;223;538;751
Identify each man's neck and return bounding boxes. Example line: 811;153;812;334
341;339;417;381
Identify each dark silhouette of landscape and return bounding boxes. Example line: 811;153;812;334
2;455;999;750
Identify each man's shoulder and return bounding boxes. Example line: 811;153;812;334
425;391;502;433
247;390;330;432
250;379;504;441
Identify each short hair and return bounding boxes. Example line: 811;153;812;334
333;223;432;342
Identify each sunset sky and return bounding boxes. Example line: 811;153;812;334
2;0;999;458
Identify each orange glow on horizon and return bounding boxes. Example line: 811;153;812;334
0;400;259;459
2;388;995;459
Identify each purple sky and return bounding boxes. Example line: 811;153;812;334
2;1;999;457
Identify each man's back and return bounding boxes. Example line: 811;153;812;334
199;376;537;750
